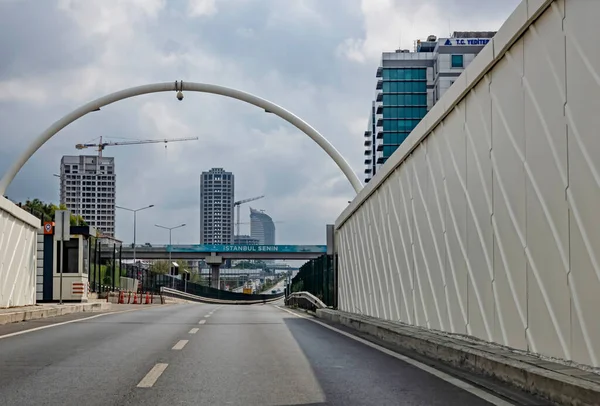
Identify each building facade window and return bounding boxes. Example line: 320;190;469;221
451;54;464;68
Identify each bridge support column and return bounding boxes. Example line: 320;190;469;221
210;265;220;289
205;254;223;289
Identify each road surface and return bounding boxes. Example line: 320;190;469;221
0;302;539;405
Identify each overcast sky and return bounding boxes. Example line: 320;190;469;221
0;0;520;246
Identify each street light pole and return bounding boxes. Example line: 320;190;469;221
155;223;186;289
116;204;154;265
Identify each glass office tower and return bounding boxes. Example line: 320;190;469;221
364;32;496;183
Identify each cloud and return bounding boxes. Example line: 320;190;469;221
188;0;217;17
337;0;521;63
0;0;518;249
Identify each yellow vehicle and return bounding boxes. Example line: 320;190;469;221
243;287;253;294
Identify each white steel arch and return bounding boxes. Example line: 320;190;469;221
0;81;362;194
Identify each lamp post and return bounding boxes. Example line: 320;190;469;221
155;223;186;288
116;204;154;264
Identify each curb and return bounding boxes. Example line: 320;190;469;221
315;309;600;406
0;302;112;326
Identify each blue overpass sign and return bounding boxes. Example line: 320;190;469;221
166;244;327;253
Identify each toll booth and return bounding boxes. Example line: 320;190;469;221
39;224;96;302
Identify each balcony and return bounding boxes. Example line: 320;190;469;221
377;131;384;139
364;168;372;174
364;149;372;156
364;139;372;146
377;157;386;164
376;92;383;102
376;144;384;152
376;105;383;114
364;158;372;165
376;118;383;127
376;79;383;90
376;66;383;78
364;130;371;138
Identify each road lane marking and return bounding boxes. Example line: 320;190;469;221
204;314;211;318
275;306;515;406
137;363;168;388
172;340;188;350
0;307;158;340
189;328;199;334
198;319;206;325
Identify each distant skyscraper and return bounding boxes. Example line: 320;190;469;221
365;31;496;183
60;155;116;236
250;208;275;245
233;235;260;245
200;168;235;244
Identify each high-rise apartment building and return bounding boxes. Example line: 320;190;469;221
200;168;235;244
59;155;116;236
364;32;495;182
250;208;275;245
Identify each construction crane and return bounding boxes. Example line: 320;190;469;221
75;136;199;159
234;195;264;238
238;221;284;225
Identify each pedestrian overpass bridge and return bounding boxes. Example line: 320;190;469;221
2;0;600;376
101;244;327;261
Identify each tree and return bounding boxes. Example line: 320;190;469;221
20;199;86;225
151;260;170;274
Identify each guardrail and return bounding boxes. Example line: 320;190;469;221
285;291;327;311
161;287;285;305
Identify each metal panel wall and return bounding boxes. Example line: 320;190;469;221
0;196;40;308
336;0;600;367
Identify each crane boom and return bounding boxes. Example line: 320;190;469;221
234;195;265;238
234;195;265;206
75;136;199;158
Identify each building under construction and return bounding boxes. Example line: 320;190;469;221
59;155;116;236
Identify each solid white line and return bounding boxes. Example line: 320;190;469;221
198;319;206;325
188;328;199;334
172;339;188;350
275;306;515;406
0;308;150;340
137;363;168;388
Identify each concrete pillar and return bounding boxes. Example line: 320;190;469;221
205;254;223;289
210;264;220;289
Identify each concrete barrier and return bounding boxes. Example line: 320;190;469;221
161;287;284;305
315;309;600;406
0;302;112;325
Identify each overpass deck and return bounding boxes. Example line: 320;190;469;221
101;244;326;261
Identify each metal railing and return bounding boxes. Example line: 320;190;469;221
285;291;327;311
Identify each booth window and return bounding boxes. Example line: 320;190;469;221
62;239;80;273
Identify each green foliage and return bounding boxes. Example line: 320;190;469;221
175;260;188;272
233;260;267;269
20;199;87;225
151;260;170;274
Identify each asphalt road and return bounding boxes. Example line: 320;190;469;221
0;303;533;406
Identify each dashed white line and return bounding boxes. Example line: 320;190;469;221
275;306;515;406
188;328;199;334
204;314;211;318
172;340;188;350
198;319;206;325
137;363;168;388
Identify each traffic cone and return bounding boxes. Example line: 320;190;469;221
145;292;150;304
118;291;124;304
133;293;138;304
